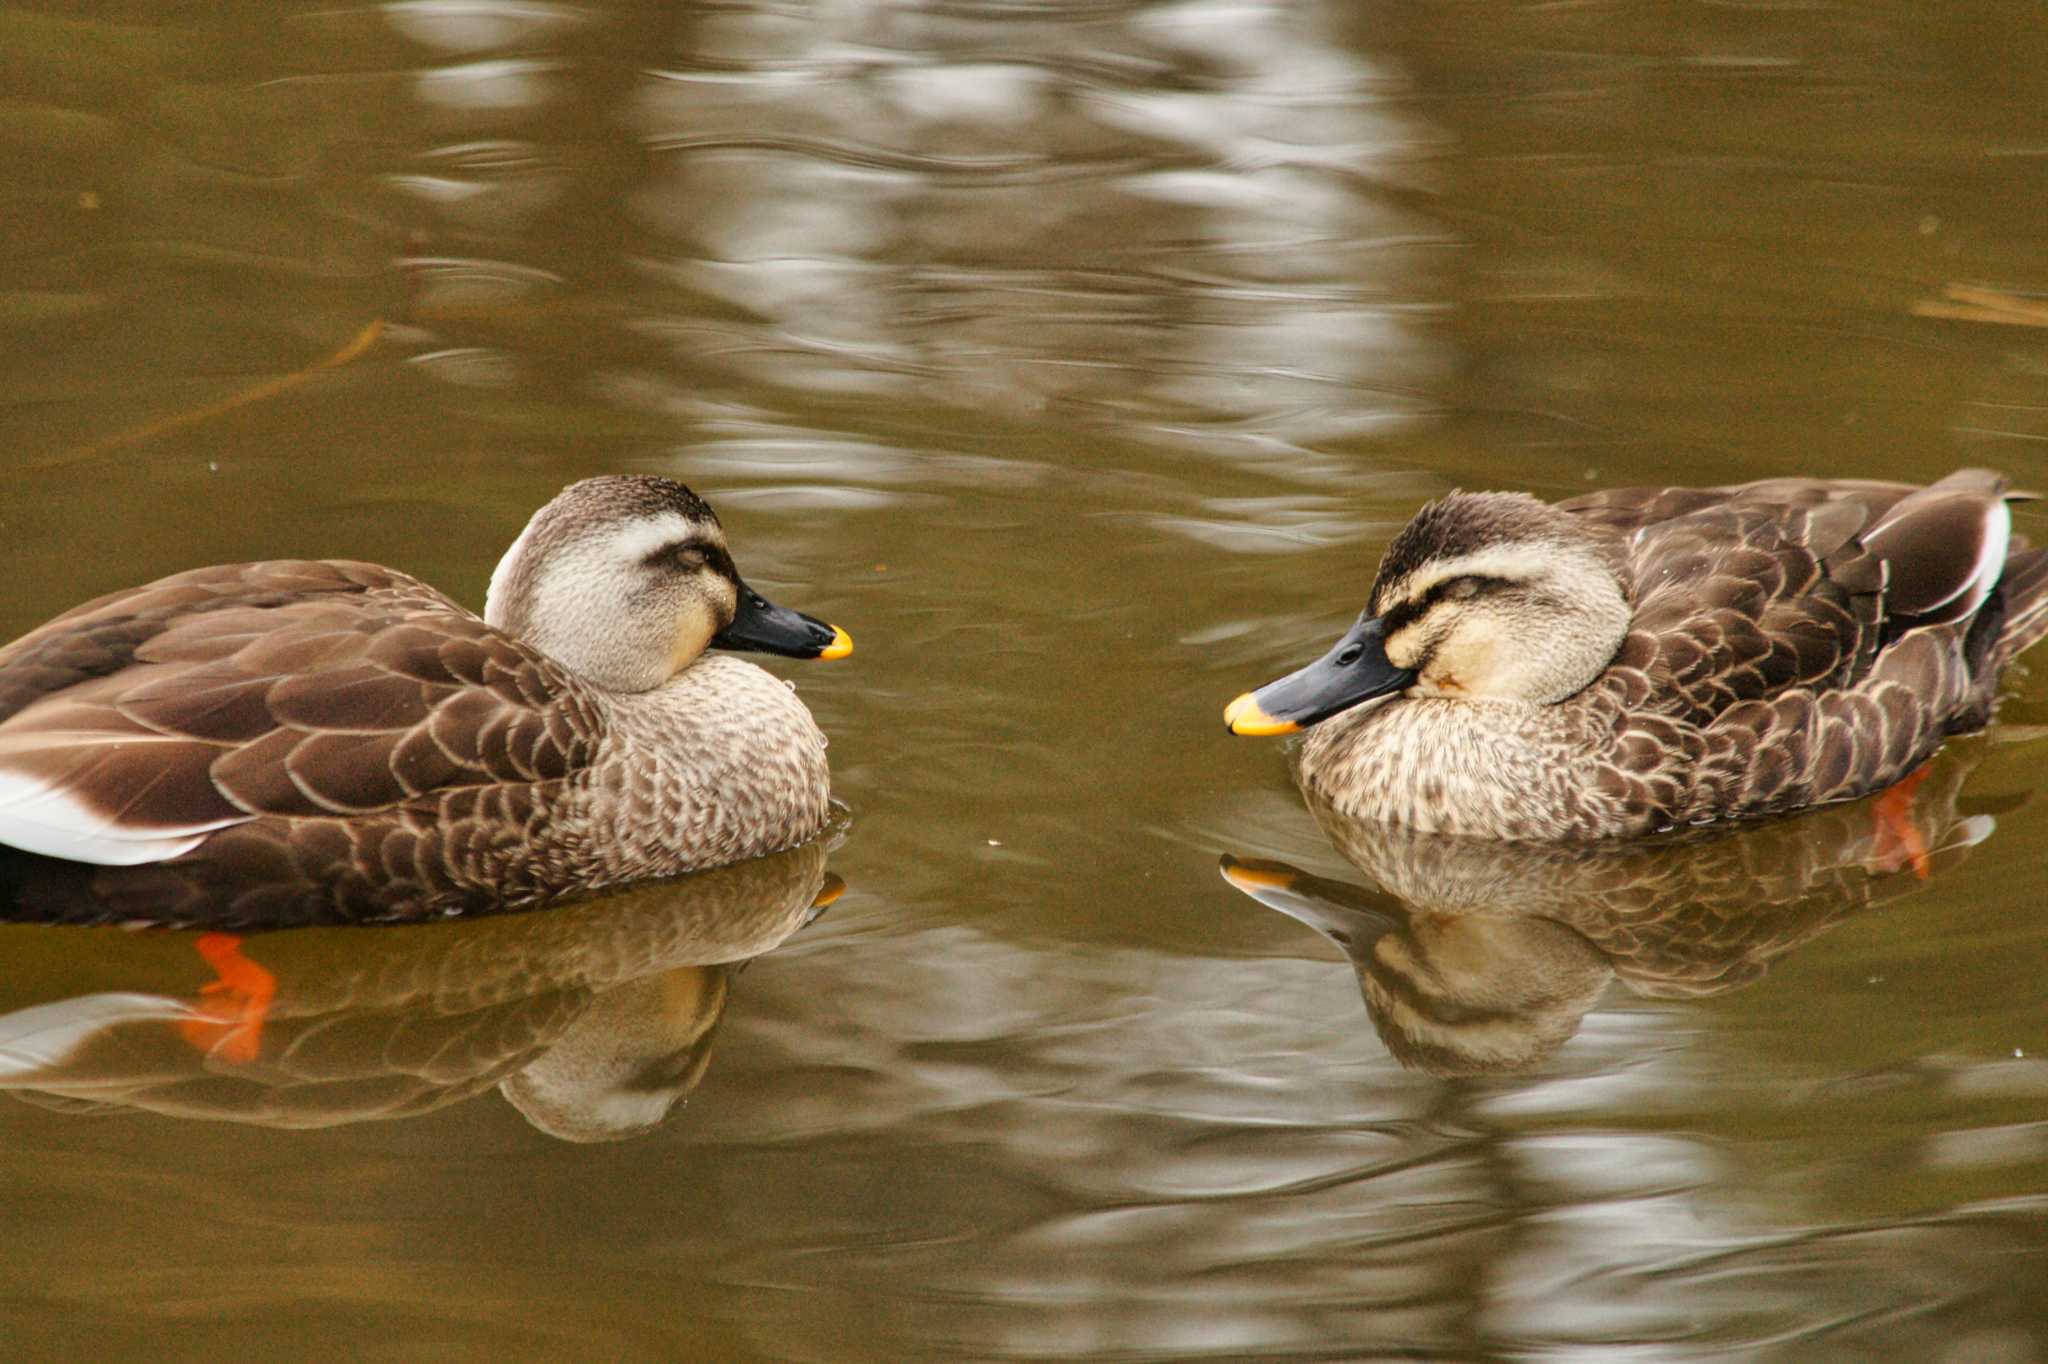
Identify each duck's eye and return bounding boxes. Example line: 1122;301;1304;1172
647;542;710;571
1444;576;1484;601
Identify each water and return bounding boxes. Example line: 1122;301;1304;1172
4;1;2048;1358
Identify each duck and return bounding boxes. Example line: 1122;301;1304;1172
0;475;852;926
1225;469;2048;840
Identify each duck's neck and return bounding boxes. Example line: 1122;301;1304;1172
564;657;833;877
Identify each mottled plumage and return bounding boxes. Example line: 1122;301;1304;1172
1229;470;2048;839
0;476;851;926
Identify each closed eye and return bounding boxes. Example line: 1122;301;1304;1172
1420;574;1502;608
645;540;712;571
1443;575;1486;601
1382;574;1499;629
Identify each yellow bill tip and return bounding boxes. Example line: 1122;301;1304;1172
1225;691;1299;736
819;625;853;661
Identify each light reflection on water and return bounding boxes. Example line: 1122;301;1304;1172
4;0;2048;1358
613;0;1447;465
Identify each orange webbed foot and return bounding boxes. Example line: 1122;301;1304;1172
176;932;277;1064
1872;763;1934;882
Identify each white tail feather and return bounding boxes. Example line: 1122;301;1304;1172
0;768;246;865
1924;496;2012;619
1866;480;2013;620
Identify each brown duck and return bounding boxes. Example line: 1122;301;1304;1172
0;475;851;926
1226;470;2048;839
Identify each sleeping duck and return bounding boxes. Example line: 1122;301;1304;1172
0;475;851;925
1226;470;2048;840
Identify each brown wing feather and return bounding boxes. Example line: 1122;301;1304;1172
2;562;403;718
1568;473;2031;829
1587;487;1888;728
1860;469;2011;625
0;560;604;838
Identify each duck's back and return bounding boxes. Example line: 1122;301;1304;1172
1560;472;2048;828
0;559;609;925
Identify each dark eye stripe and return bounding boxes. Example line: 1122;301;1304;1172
1382;598;1425;632
1381;574;1504;627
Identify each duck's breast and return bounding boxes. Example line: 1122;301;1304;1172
569;656;833;878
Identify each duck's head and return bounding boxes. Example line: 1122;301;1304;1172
485;475;852;693
1226;491;1630;734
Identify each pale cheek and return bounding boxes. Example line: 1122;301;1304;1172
669;600;718;671
1393;632;1462;694
1421;630;1500;697
1469;635;1512;692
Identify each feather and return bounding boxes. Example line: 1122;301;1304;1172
1863;471;2011;624
0;762;245;865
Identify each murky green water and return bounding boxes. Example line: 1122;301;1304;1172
5;1;2048;1359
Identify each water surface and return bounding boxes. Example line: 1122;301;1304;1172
4;1;2048;1359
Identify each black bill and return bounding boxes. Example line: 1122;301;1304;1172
1225;614;1413;735
713;583;853;660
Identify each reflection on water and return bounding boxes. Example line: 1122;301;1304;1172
5;0;2048;1358
3;0;1450;563
1223;751;2006;1076
0;843;835;1142
622;0;1446;465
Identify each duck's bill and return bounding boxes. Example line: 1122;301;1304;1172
714;583;853;660
1225;614;1413;735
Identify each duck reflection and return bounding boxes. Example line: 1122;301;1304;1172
0;842;837;1142
1223;753;2010;1076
